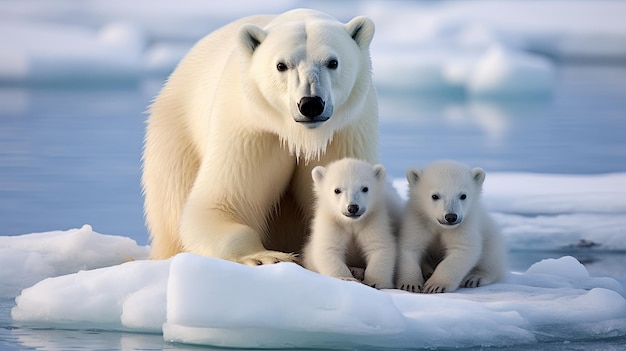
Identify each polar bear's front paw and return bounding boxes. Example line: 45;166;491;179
461;274;483;288
422;277;457;294
238;250;299;266
398;284;420;293
396;279;423;293
366;281;394;290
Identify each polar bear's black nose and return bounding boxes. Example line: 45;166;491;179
445;213;458;223
347;204;360;214
298;96;325;118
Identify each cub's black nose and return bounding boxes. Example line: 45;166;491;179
445;213;458;223
347;204;360;214
298;96;325;118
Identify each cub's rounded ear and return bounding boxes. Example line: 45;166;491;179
372;164;386;181
344;16;375;49
311;166;327;184
238;24;267;56
471;167;486;186
406;167;422;186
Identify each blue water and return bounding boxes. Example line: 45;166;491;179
1;64;626;349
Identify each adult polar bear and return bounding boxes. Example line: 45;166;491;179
142;9;379;265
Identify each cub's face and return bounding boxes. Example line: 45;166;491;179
407;163;485;228
312;159;385;223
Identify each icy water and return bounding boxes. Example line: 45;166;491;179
1;64;626;350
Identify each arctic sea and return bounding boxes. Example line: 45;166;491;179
1;0;626;350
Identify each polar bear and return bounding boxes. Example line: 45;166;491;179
142;9;379;265
302;158;396;288
396;160;507;293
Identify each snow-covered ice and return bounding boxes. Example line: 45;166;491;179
9;253;626;349
0;225;149;298
3;172;626;348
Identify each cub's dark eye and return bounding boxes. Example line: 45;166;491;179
327;59;338;69
362;187;369;193
334;188;342;194
460;194;467;200
431;194;439;201
276;62;288;72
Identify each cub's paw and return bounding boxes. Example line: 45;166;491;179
349;267;365;281
396;280;423;293
238;250;299;266
364;278;394;290
422;277;457;294
461;274;483;288
363;282;393;290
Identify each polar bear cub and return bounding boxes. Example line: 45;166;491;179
396;160;507;293
302;158;396;288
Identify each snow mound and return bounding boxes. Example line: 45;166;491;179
11;254;626;349
0;225;149;298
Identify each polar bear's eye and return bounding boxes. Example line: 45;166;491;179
362;187;369;193
460;194;467;200
431;194;439;201
334;188;342;194
276;62;288;72
327;59;338;69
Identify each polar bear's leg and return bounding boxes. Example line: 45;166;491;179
303;220;357;280
362;247;396;289
180;209;297;265
143;111;201;259
423;250;474;293
178;135;298;265
179;205;300;266
317;252;358;281
396;219;434;292
461;224;508;288
422;230;483;293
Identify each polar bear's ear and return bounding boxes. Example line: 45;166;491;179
372;164;386;181
344;16;375;49
238;24;267;56
311;166;327;184
406;168;422;186
471;167;486;186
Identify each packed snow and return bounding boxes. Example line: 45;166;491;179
3;173;626;348
0;225;149;298
2;0;626;95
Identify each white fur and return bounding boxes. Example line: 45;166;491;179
302;158;396;289
142;9;379;265
396;160;507;293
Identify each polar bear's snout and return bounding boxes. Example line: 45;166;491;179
440;213;462;226
345;204;361;217
298;96;326;119
343;203;366;218
295;95;333;127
